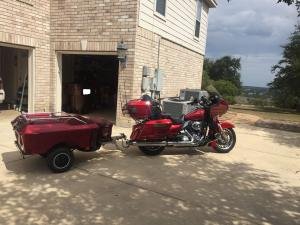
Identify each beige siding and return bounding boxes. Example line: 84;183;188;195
139;0;210;55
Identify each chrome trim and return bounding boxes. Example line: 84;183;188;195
27;116;87;124
131;130;197;147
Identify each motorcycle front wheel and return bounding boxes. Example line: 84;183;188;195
139;146;165;156
215;128;236;153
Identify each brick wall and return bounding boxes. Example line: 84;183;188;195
0;0;51;111
133;27;204;99
0;1;205;126
50;0;139;126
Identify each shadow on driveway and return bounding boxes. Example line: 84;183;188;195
1;147;299;225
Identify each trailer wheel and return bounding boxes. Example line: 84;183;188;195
47;147;74;173
139;146;165;156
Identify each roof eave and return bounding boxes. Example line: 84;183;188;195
205;0;217;8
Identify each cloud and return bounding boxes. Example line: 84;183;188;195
206;0;299;86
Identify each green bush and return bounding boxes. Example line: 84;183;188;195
213;80;239;97
268;25;300;111
223;96;236;105
202;71;212;89
248;98;268;107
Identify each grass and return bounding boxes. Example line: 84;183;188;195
229;104;300;123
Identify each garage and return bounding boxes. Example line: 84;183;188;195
61;54;119;122
0;46;29;112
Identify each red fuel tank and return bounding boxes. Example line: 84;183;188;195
184;109;205;121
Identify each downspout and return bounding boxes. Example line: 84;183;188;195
157;36;161;69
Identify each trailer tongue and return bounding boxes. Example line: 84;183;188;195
12;112;113;173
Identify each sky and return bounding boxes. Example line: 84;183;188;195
206;0;299;87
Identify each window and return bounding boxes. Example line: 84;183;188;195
156;0;167;17
195;0;202;38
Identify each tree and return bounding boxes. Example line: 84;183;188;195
268;25;300;110
202;57;241;104
202;70;212;89
204;56;242;90
202;58;214;88
213;80;239;97
207;80;238;104
277;0;300;15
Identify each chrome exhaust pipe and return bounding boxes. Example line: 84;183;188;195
168;141;198;147
131;140;198;147
132;142;168;147
128;130;198;148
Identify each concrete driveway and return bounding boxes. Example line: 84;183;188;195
0;110;299;225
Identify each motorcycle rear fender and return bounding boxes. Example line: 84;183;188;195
220;121;235;129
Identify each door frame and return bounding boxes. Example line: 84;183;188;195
55;51;118;113
0;42;35;112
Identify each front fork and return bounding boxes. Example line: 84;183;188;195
217;122;228;140
208;117;229;149
208;117;224;137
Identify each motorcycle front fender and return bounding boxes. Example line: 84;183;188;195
208;121;235;150
220;121;235;129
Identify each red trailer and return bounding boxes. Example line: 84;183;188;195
11;113;113;172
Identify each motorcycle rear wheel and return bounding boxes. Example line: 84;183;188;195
139;146;165;156
215;128;236;153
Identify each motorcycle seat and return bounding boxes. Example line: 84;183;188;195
162;113;184;125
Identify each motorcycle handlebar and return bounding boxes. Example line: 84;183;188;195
187;96;212;108
198;96;212;107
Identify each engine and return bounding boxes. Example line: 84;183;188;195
191;121;203;131
178;121;206;145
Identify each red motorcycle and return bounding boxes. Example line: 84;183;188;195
122;94;236;155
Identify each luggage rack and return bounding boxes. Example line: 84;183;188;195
20;112;88;124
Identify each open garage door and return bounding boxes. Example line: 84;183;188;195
61;54;119;122
0;46;29;112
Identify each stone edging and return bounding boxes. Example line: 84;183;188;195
254;119;300;133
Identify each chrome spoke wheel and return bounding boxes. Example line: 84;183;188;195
215;128;236;153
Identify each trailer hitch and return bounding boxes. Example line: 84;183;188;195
111;133;127;141
111;133;130;149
